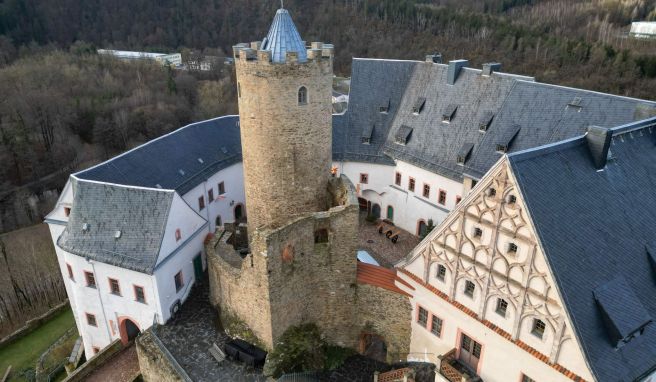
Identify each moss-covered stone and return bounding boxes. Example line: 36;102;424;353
218;309;266;350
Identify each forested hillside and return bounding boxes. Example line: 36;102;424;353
1;0;656;233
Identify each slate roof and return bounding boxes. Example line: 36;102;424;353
58;178;175;274
332;58;656;181
508;119;656;381
76;116;241;195
261;8;307;64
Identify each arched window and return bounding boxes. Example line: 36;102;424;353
298;86;308;105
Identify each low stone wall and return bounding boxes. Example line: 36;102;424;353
0;300;70;348
355;284;412;363
61;339;123;382
136;329;190;382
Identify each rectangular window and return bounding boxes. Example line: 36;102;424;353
64;207;71;217
456;195;462;205
86;313;97;327
408;178;416;192
208;189;214;202
508;243;518;254
134;285;146;303
198;196;205;210
218;182;226;195
417;306;428;327
395;172;402;186
464;280;475;298
496;298;508;317
360;173;369;184
92;346;100;354
438;190;447;205
431;315;443;337
175;229;181;242
471;179;478;189
67;264;74;280
423;184;430;198
174;271;184;292
108;278;121;296
521;375;537;382
532;319;546;339
436;264;446;282
84;271;96;288
473;227;483;238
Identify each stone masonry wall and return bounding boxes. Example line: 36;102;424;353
235;47;333;231
208;176;361;349
355;284;412;362
136;330;185;382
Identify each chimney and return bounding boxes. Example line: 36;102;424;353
426;53;442;64
447;59;469;85
586;126;612;170
482;62;502;76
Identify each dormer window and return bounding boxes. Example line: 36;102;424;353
442;104;458;123
412;98;426;114
457;143;474;165
568;96;583;109
362;124;374;145
380;98;390;113
496;124;521;153
478;111;494;132
394;125;413;145
298;86;308;105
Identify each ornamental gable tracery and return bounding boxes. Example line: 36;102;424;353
403;160;586;368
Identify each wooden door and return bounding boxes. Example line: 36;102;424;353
459;333;482;372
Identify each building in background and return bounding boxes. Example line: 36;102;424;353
630;21;656;38
97;49;182;67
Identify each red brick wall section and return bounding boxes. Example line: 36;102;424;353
398;269;587;382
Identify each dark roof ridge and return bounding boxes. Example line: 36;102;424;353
610;115;656;135
516;80;656;104
507;135;587;163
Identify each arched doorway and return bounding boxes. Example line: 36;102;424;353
417;219;428;237
234;204;245;221
215;215;222;227
119;317;140;345
371;204;381;219
359;332;387;363
386;205;394;221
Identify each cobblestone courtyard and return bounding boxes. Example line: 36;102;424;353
357;213;420;268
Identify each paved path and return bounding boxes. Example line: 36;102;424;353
155;281;267;382
84;344;139;382
358;213;420;268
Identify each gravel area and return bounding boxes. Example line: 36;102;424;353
357;213;420;268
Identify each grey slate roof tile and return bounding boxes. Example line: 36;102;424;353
261;8;307;63
76;116;242;195
509;120;656;381
58;178;174;274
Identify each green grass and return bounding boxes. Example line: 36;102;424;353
0;308;76;381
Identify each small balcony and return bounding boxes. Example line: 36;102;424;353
438;349;482;382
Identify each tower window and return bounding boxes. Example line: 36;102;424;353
298;86;308;105
314;229;329;243
464;280;475;298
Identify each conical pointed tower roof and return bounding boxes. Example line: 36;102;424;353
261;8;307;63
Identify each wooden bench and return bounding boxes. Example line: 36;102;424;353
209;343;226;363
377;220;401;244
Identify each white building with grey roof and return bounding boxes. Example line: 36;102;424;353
46;6;656;380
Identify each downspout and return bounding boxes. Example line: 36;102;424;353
88;259;113;343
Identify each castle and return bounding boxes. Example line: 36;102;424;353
45;5;656;382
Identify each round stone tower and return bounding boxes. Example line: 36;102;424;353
234;7;334;231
